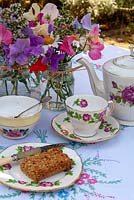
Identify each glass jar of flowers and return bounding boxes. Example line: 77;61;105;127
23;1;104;110
0;3;45;97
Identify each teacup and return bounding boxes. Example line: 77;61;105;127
65;95;114;137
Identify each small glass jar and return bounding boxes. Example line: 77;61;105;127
42;61;74;111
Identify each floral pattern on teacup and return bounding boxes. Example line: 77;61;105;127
2;128;29;138
55;117;117;140
67;110;106;123
73;98;88;108
110;81;134;106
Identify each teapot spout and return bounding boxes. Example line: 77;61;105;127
77;57;105;99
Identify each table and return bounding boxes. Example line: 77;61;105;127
0;45;133;200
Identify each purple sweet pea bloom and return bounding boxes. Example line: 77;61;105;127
22;27;33;37
8;38;30;65
42;46;53;64
21;29;44;56
42;47;65;72
48;24;55;34
29;34;44;46
51;54;65;71
73;17;82;30
81;13;99;31
25;46;44;56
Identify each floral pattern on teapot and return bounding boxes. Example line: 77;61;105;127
110;81;134;106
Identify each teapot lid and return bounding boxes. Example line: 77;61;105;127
103;45;134;77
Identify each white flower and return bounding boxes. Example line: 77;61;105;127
33;24;49;37
23;3;40;21
41;3;59;21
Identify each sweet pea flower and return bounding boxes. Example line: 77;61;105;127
81;13;92;30
41;3;59;22
23;3;40;21
88;25;100;43
88;42;104;60
0;24;12;45
59;36;77;56
8;38;30;65
73;17;82;30
30;57;48;73
33;24;49;37
42;47;65;72
81;13;99;31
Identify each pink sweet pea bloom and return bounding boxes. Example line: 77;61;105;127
88;42;104;60
59;36;76;56
0;24;12;45
88;26;100;43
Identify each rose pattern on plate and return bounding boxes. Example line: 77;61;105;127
2;128;29;138
110;81;134;106
0;162;12;172
73;98;88;108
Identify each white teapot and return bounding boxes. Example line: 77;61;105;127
78;46;134;125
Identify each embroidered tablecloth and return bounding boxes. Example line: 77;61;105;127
0;45;133;200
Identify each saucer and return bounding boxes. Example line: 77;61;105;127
52;112;120;143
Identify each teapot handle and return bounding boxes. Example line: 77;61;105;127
106;100;115;117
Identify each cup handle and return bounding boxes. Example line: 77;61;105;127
106;100;114;117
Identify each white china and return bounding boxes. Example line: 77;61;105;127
52;112;120;143
78;46;134;125
0;143;82;192
0;96;42;139
65;95;114;137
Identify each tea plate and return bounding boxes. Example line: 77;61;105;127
52;112;120;143
0;143;82;192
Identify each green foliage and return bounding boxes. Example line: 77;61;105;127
64;0;117;21
126;22;134;33
115;0;134;8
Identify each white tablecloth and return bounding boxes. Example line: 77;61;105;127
0;45;133;200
